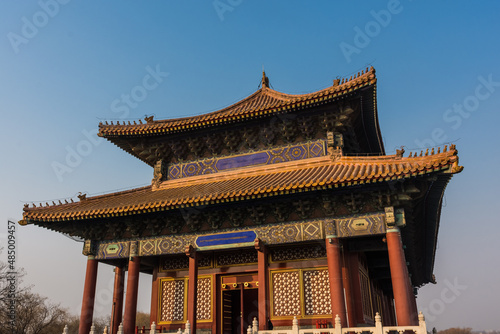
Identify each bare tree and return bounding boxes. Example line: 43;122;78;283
136;311;152;329
438;328;473;334
0;248;68;334
0;248;116;334
11;292;68;334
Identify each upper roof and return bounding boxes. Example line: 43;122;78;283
98;67;378;138
21;146;462;223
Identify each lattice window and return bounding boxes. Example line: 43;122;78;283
271;271;301;317
303;269;332;315
161;256;189;271
216;249;257;266
196;276;212;321
160;279;185;322
160;254;212;271
270;244;326;262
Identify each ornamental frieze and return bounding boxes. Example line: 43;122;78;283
92;209;402;260
167;140;327;180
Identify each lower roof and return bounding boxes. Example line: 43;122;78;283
21;146;462;224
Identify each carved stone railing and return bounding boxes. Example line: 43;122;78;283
65;320;191;334
65;312;426;334
256;312;427;334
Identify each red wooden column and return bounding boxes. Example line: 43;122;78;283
326;237;347;327
123;242;141;334
186;245;198;334
111;266;125;334
150;266;159;326
386;227;417;326
79;256;98;334
255;239;269;330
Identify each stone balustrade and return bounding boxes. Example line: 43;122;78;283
63;312;427;334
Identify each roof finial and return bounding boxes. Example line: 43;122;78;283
262;70;269;88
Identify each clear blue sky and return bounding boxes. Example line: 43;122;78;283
1;0;499;330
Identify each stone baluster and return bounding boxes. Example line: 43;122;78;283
62;325;68;334
418;312;427;334
334;314;342;334
374;312;382;334
90;323;95;334
292;316;299;334
150;321;156;334
117;322;124;334
252;317;259;334
185;320;191;334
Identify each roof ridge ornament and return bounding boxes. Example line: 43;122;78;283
261;71;269;88
396;146;405;158
327;132;343;162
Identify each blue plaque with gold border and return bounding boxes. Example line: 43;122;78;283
195;231;257;250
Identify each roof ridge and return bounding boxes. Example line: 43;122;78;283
23;185;152;212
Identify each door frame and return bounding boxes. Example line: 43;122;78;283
218;272;259;334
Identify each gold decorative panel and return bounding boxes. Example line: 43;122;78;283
303;269;331;315
160;279;185;322
271;271;301;317
196;276;212;321
335;213;386;237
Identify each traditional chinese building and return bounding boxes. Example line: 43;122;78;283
21;67;462;334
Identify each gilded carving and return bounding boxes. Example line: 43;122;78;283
152;160;165;188
129;241;138;257
336;214;386;238
273;203;290;222
207;211;225;230
82;240;95;256
125;218;142;238
293;199;313;220
248;205;267;225
145;217;164;236
183;211;201;232
107;222;125;240
228;208;245;227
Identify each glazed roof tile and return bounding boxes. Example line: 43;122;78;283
22;146;462;223
98;68;377;137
